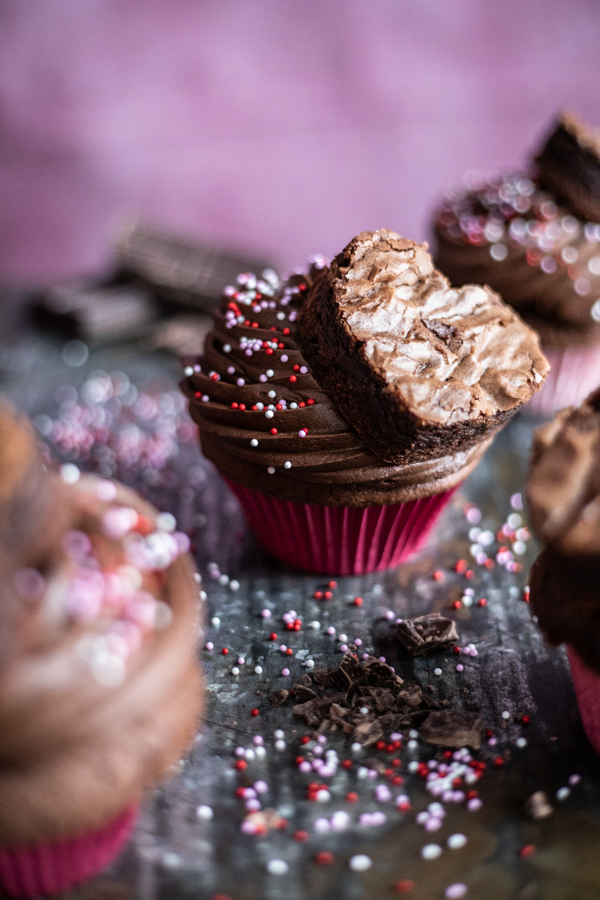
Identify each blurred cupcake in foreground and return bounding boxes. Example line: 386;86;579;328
434;111;600;414
183;230;547;575
0;405;204;898
527;389;600;754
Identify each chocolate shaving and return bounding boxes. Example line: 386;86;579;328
292;685;317;703
269;689;289;708
396;613;459;656
419;710;483;750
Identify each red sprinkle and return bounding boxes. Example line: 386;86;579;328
278;343;285;349
251;708;259;717
454;559;467;573
453;646;461;655
451;600;462;610
238;403;246;411
493;756;505;767
376;740;386;751
433;570;444;582
353;597;363;606
394;881;415;894
269;632;278;641
324;590;333;600
465;570;474;579
266;348;273;355
477;597;487;607
298;401;306;408
251;322;259;328
485;559;495;569
341;759;353;769
221;648;229;655
522;715;530;724
307;398;315;405
234;760;247;770
270;428;278;435
194;391;201;398
211;373;219;381
283;328;291;335
346;792;359;803
315;852;334;866
519;844;536;858
231;402;239;409
328;580;337;588
289;375;297;383
300;735;311;745
314;591;323;599
286;648;293;656
294;830;309;841
293;364;301;372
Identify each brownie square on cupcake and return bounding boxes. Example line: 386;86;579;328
184;231;547;576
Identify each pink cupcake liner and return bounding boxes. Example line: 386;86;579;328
0;803;138;898
225;479;458;575
527;344;600;415
567;646;600;755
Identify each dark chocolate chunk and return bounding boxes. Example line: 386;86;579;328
328;651;363;691
396;613;459;656
395;684;423;708
269;689;289;708
367;687;394;712
116;221;273;313
34;282;158;345
291;700;322;728
292;685;317;703
312;667;332;688
419;710;483;749
297;674;313;688
352;719;384;747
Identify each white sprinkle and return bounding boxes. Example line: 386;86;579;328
556;787;571;801
434;667;442;676
255;666;263;675
268;390;277;399
284;461;292;469
309;620;320;629
501;711;510;720
421;843;442;860
516;737;528;749
490;243;508;261
60;463;81;484
265;410;275;419
223;344;232;353
197;804;214;820
231;667;240;675
447;833;468;849
219;574;229;586
266;369;274;377
349;854;372;872
351;742;362;753
267;859;289;875
306;659;315;668
275;739;286;750
274;729;285;739
251;439;259;447
230;580;240;591
267;467;275;474
445;885;468;899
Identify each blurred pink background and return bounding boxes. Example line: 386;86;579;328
1;0;600;282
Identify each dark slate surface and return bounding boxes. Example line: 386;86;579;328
3;326;600;900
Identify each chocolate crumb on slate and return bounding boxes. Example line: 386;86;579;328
396;613;459;656
419;710;483;750
269;689;289;708
270;651;475;747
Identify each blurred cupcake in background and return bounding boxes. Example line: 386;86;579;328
434;111;600;414
183;230;547;575
527;388;600;754
0;404;204;898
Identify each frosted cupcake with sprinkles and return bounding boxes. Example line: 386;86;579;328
434;111;600;414
183;230;547;575
0;404;204;898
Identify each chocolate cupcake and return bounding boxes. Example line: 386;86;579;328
527;389;600;754
0;405;204;898
434;111;600;414
183;231;547;575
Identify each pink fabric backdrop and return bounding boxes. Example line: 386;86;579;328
1;0;600;282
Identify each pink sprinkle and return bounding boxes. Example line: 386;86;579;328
205;642;214;650
281;668;290;676
467;798;482;811
261;609;271;619
456;664;464;672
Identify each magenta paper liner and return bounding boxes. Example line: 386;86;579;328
567;646;600;756
0;803;138;898
527;344;600;415
225;479;458;575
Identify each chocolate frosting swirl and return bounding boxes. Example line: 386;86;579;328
0;426;203;845
183;267;492;506
527;390;600;672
